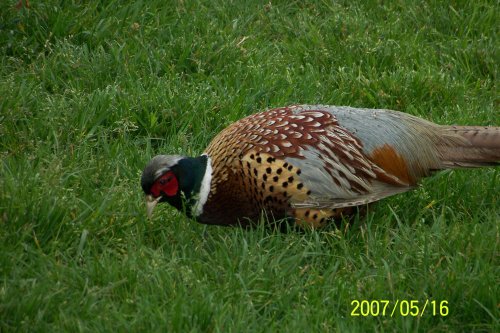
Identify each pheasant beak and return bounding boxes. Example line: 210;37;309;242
145;195;161;219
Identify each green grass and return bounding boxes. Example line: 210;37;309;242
1;0;498;331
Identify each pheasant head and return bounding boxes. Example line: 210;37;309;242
141;154;212;219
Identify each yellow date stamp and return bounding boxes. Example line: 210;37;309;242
350;300;449;317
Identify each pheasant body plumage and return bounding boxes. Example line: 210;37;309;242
141;105;499;228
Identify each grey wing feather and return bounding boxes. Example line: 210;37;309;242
285;105;442;209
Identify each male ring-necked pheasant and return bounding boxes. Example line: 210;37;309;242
141;105;499;228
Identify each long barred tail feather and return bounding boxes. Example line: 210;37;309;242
439;126;500;168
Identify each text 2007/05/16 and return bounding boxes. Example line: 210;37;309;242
351;300;449;317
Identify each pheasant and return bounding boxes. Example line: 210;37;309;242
141;105;499;228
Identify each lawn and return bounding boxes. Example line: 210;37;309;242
0;0;498;332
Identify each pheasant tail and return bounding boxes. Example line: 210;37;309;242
439;126;500;168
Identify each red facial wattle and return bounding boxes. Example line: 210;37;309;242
150;171;179;197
